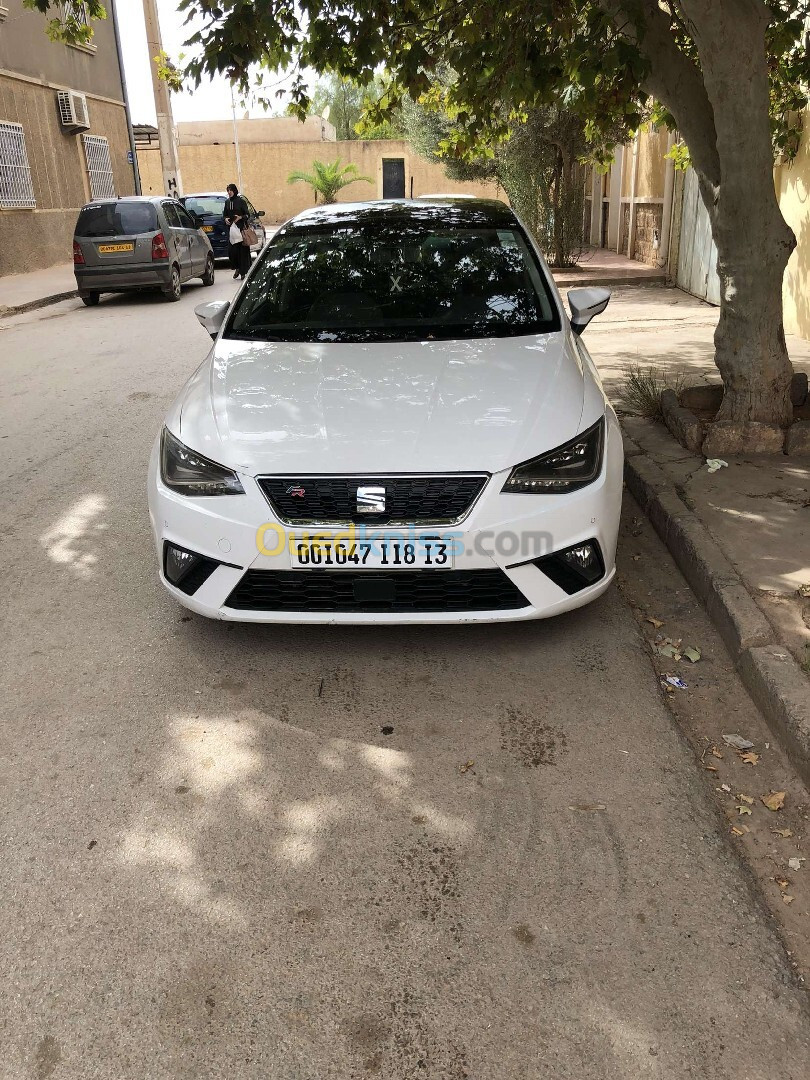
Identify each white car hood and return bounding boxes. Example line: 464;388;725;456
177;334;585;476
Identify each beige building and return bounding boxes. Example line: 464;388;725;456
0;0;137;276
178;115;337;146
136;129;500;222
776;109;810;342
584;125;674;268
585;116;810;343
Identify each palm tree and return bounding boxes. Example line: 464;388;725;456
287;159;373;204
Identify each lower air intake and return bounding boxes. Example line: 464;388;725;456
225;569;529;614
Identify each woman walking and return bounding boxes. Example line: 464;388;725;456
224;182;251;280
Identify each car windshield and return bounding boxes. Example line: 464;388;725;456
225;223;560;343
75;201;157;237
183;195;226;217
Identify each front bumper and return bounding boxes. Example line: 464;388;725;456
147;414;623;624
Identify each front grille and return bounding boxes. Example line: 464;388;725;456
224;569;529;614
257;474;488;525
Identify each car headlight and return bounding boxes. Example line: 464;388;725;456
160;427;245;496
502;418;605;493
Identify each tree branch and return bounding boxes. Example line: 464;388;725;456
597;0;720;187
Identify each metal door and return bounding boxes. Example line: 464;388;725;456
382;159;406;199
676;167;721;305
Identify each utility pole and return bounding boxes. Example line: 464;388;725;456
230;82;243;192
142;0;183;197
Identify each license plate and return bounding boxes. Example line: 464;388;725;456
203;225;214;233
291;538;453;570
98;242;133;253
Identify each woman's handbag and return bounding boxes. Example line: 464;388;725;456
241;225;259;246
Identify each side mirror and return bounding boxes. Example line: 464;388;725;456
195;300;229;339
568;287;611;335
257;210;266;217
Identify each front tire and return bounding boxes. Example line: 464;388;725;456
163;265;182;302
201;254;215;286
80;292;100;307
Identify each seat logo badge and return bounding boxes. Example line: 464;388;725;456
286;485;306;498
357;486;386;513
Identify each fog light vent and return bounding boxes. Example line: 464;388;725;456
163;542;220;595
535;539;605;595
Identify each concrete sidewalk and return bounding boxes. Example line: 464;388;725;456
590;284;810;778
554;247;667;289
592;286;810;667
0;262;77;317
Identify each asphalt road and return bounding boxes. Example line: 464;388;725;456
1;276;809;1079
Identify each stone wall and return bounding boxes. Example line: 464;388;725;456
633;203;664;266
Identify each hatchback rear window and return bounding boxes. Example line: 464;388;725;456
226;224;560;343
75;202;158;237
183;196;225;217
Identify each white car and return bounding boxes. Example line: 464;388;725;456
147;199;622;624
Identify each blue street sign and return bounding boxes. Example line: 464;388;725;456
127;150;134;164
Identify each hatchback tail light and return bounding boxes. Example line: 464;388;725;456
152;232;169;260
72;240;85;266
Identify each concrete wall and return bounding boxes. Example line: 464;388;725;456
776;108;810;341
0;73;134;275
0;0;126;102
137;139;501;221
607;148;623;250
636;127;668;199
178;116;337;145
619;128;667;201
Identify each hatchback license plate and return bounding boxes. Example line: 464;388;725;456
203;225;214;233
291;538;453;570
98;242;134;253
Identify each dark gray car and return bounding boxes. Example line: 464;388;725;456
73;196;215;306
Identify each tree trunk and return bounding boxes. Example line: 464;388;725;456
707;173;795;426
550;148;563;267
631;0;796;429
686;1;796;426
559;147;575;268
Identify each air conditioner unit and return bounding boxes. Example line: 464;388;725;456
57;90;90;132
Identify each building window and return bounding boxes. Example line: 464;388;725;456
59;2;97;53
83;135;116;199
0;122;36;208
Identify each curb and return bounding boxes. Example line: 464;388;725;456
0;289;79;319
624;442;810;784
553;274;667;290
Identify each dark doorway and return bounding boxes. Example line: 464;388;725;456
382;159;406;199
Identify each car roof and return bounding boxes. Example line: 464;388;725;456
182;192;227;198
78;196;167;208
282;197;517;234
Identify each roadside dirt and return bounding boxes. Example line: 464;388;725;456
618;491;810;986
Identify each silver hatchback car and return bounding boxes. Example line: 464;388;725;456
73;196;215;306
